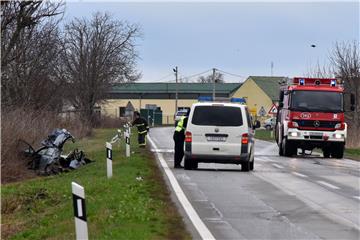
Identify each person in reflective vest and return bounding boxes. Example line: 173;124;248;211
173;112;189;168
132;111;149;148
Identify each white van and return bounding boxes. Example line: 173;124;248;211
184;102;259;171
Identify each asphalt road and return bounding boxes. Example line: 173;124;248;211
149;127;360;240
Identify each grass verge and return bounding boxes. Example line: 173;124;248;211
345;148;360;160
1;128;191;240
254;129;275;142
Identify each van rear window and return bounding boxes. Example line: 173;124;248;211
191;106;243;126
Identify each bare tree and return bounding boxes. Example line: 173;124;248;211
330;41;360;148
1;1;64;109
1;1;64;68
304;61;334;78
197;72;224;83
61;12;141;125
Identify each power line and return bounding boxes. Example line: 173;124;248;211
150;72;174;82
181;69;213;79
217;69;246;78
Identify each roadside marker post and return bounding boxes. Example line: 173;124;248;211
106;142;112;178
72;182;88;240
125;124;131;157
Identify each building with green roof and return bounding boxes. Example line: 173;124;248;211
102;82;242;123
232;76;286;117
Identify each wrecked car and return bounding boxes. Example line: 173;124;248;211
19;129;92;175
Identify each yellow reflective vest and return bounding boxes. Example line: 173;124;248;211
175;116;187;132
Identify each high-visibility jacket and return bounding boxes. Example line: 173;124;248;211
175;116;188;133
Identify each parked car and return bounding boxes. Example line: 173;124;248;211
263;117;276;130
184;101;260;171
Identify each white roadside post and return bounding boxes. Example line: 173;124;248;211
117;129;121;148
106;142;112;178
125;124;131;157
72;182;88;240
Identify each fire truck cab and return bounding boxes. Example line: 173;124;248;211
275;77;352;159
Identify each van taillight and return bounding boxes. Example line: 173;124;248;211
185;131;192;142
242;133;249;144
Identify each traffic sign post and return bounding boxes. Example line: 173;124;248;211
258;106;266;117
268;104;278;115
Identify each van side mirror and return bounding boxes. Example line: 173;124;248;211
253;120;261;129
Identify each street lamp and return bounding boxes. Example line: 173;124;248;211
173;67;178;113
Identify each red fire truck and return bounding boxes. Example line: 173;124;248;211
275;77;354;158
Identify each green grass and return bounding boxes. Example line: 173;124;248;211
254;129;275;142
1;128;190;240
345;148;360;160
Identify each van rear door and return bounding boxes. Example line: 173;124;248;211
189;105;245;156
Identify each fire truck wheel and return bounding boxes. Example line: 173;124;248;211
282;138;295;157
331;144;344;159
278;139;284;156
323;149;331;158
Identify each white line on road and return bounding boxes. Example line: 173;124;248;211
317;181;340;190
272;163;284;169
291;172;308;178
147;136;215;240
150;149;175;153
353;196;360;201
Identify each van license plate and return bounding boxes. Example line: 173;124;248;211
207;136;226;142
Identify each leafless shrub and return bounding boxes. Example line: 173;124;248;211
95;116;128;129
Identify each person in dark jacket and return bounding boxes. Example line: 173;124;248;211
173;111;189;168
132;111;149;148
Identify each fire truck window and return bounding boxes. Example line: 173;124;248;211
291;91;343;112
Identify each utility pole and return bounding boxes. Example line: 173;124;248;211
271;61;274;76
173;66;178;113
212;68;216;100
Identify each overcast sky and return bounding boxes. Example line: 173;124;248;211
64;1;359;82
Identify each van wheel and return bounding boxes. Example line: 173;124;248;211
250;160;254;171
249;150;254;171
241;161;250;172
192;161;198;170
184;157;192;170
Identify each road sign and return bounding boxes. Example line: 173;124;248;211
268;104;278;114
258;106;266;117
